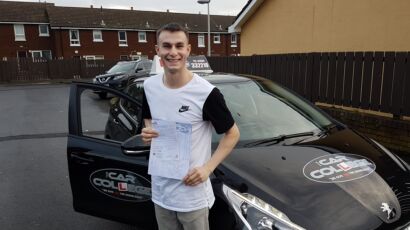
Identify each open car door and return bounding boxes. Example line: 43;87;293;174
67;82;156;229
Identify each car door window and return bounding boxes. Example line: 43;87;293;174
80;88;141;142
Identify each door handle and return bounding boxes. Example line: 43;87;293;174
122;149;149;156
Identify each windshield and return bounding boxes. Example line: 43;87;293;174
107;62;136;74
212;79;333;144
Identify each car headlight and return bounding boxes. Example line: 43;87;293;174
222;184;305;230
113;75;125;80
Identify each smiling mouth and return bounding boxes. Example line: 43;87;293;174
165;58;181;62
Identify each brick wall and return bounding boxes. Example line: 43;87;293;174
0;24;54;58
319;105;410;157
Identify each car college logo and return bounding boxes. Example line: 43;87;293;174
303;153;376;183
90;168;151;202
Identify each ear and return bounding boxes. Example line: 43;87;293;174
187;44;191;56
155;45;160;55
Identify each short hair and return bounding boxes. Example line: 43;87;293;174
156;23;189;43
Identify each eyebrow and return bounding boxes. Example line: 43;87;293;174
162;42;185;46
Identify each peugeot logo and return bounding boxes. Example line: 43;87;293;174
380;202;396;220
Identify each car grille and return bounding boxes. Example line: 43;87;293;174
388;176;410;215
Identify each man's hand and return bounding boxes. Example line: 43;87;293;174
183;165;212;186
141;127;159;144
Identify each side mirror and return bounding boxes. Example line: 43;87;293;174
135;67;143;73
121;134;150;156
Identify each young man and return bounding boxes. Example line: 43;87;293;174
141;23;240;230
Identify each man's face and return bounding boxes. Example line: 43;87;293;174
156;31;191;73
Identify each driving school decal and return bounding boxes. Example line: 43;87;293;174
90;169;151;202
303;154;376;183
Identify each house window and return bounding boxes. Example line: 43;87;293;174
118;31;127;46
38;25;49;37
213;34;221;44
93;30;103;42
30;50;52;60
14;24;26;41
120;55;129;60
84;55;104;67
231;34;237;47
138;31;147;43
69;30;80;46
198;34;205;48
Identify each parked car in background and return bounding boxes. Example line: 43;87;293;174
92;59;152;99
67;57;410;230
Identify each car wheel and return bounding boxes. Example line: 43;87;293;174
98;92;107;99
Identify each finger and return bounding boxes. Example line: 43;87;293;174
184;175;195;185
142;128;159;136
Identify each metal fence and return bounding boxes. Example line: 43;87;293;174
208;52;410;117
0;58;117;82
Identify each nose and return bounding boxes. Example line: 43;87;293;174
169;45;178;56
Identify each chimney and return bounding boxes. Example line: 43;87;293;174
131;7;133;10
90;5;93;8
166;9;169;13
100;6;103;12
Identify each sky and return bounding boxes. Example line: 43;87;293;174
7;0;249;16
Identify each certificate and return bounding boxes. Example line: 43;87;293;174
148;119;192;180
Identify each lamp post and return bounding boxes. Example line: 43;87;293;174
197;0;211;56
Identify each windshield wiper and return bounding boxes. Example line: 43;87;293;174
243;131;315;147
317;123;338;136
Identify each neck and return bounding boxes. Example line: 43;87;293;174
163;68;193;89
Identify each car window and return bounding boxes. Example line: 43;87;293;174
143;61;152;70
135;62;143;71
107;62;136;73
120;82;144;122
80;88;141;142
213;80;332;143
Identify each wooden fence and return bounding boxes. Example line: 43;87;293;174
208;52;410;118
0;58;117;82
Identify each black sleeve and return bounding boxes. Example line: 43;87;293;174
141;90;152;119
203;87;234;134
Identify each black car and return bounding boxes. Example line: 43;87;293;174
68;73;410;230
92;59;152;98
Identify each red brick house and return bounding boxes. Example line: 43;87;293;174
0;1;240;60
0;1;54;60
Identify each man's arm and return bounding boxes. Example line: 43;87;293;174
183;123;240;186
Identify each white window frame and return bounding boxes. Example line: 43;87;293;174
84;55;104;67
138;31;147;43
38;24;49;37
69;29;80;46
83;55;104;60
231;34;237;47
14;24;26;41
118;31;128;47
198;34;205;48
213;34;221;44
29;50;52;60
93;30;103;42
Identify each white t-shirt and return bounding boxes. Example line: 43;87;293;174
142;73;234;212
